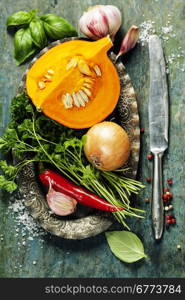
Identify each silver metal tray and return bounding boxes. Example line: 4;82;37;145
15;38;140;240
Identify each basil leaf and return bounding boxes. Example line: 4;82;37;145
105;231;147;263
6;10;36;27
14;28;36;65
29;18;47;48
41;14;77;40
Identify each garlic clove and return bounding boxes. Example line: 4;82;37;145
87;8;109;39
102;5;122;40
47;187;77;216
116;25;139;60
79;12;96;40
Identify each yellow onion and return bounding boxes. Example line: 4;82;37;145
84;121;130;171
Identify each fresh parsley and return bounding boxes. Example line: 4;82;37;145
0;93;144;227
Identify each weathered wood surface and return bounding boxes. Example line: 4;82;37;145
0;0;185;278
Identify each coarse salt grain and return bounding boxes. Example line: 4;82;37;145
139;20;175;46
139;20;156;46
139;18;185;73
7;194;47;245
161;25;173;34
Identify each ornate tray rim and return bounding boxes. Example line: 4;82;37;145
15;37;140;240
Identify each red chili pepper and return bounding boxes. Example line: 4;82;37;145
39;170;124;212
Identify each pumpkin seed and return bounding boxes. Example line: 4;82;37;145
47;69;54;75
78;59;92;76
66;57;78;70
84;78;94;84
76;92;86;107
44;74;52;81
93;65;101;76
72;92;81;108
83;83;92;89
38;81;46;89
82;87;92;97
62;93;73;109
79;90;89;102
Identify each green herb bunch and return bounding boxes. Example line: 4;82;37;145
6;10;78;65
0;93;144;228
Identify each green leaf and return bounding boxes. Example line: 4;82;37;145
105;231;147;263
0;161;17;177
55;144;64;153
29;18;48;48
25;104;34;114
0;175;17;192
14;28;36;65
17;119;33;132
6;10;36;27
0;128;19;153
10;93;34;124
81;134;87;145
41;14;77;40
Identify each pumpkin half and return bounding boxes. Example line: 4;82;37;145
26;36;120;129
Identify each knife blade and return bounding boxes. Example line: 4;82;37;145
148;35;169;240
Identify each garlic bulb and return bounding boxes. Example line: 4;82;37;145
79;5;122;40
47;186;77;216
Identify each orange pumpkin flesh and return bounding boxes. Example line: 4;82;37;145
26;36;120;129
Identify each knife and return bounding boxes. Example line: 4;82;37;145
148;35;169;240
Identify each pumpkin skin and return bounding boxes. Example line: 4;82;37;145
26;36;120;129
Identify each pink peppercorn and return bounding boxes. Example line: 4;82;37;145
167;178;173;186
146;177;151;183
171;218;176;224
147;154;153;160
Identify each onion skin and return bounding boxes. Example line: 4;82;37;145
84;121;130;171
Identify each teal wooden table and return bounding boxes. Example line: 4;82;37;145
0;0;185;278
